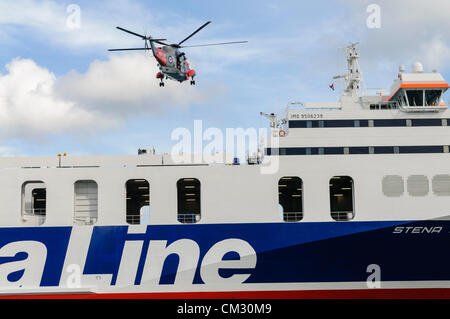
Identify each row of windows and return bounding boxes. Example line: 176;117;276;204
289;118;447;129
278;176;354;222
21;173;450;226
22;178;201;226
266;145;449;156
22;176;355;225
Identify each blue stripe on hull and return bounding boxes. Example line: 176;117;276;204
0;220;448;287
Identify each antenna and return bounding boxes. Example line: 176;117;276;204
332;42;367;97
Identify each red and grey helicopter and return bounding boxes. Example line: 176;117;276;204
109;21;247;87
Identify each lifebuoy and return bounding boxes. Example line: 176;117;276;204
279;130;286;137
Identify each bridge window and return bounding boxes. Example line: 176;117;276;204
330;176;354;221
74;180;98;225
126;179;150;225
21;181;46;226
406;90;424;106
177;178;200;223
278;177;303;222
425;90;442;106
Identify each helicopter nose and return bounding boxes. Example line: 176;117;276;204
187;70;195;78
156;72;163;79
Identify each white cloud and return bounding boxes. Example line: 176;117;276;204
57;53;225;115
0;58;115;139
0;0;149;49
421;36;450;72
341;0;450;73
0;54;224;139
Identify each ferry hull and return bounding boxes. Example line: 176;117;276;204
0;220;449;298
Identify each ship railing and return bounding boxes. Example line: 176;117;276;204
283;212;303;222
177;213;200;224
399;104;447;113
126;215;141;225
22;209;46;226
331;211;355;221
73;216;97;225
23;208;46;216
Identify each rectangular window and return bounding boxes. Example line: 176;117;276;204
349;147;369;154
74;180;98;225
359;120;369;127
374;119;406;127
411;118;442;126
399;146;443;153
374;146;394;154
311;121;320;128
177;178;201;223
126;179;150;225
425;90;442;106
406;90;424;106
324;147;344;155
279;177;303;222
324;120;355;128
288;120;307;128
285;148;306;155
329;176;354;221
309;147;319;155
21;181;46;226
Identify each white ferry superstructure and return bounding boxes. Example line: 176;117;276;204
0;43;449;298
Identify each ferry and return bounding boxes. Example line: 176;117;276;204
0;43;449;299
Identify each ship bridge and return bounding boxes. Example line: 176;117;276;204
262;44;450;159
386;62;449;112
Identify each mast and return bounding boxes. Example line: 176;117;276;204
333;42;366;97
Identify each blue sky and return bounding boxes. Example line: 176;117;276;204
0;0;448;156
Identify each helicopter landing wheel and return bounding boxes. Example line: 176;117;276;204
159;81;165;87
190;80;195;85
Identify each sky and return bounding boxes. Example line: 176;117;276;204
0;0;449;157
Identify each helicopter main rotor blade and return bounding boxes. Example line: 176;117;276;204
152;40;169;46
180;40;248;48
116;27;147;39
108;48;150;51
177;21;211;46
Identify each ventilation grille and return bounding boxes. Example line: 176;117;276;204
382;175;404;197
432;175;450;196
407;175;429;196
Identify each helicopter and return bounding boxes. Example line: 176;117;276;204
108;21;247;87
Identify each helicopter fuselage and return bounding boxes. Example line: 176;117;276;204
154;46;195;83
